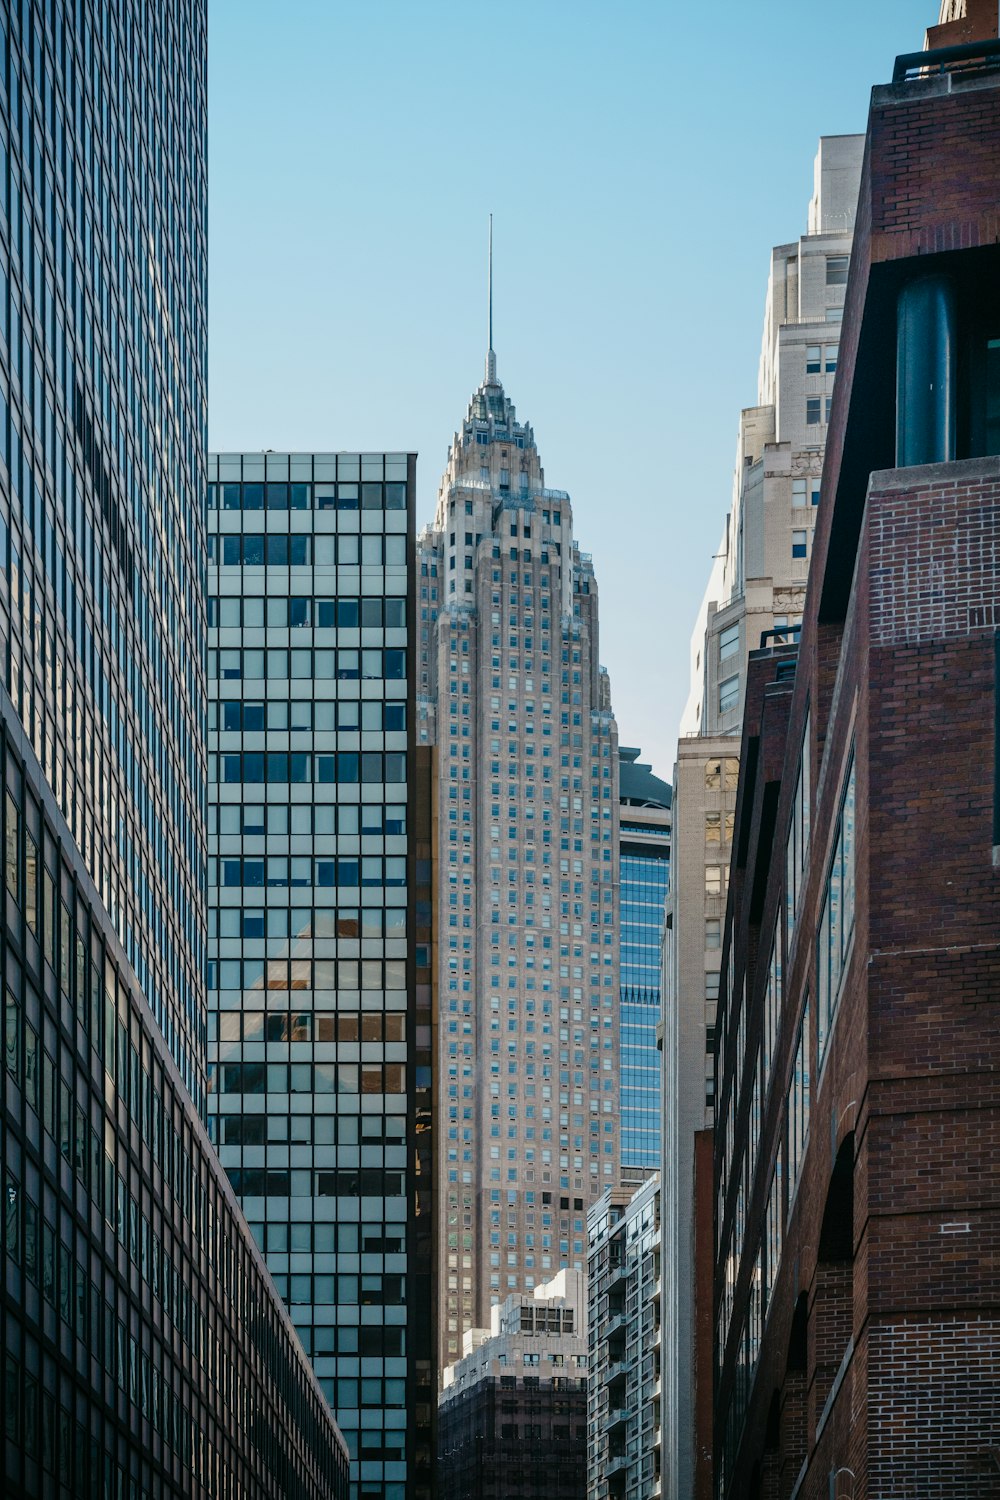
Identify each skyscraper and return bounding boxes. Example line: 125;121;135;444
0;3;349;1496
419;319;620;1370
617;748;670;1185
205;450;435;1500
663;136;863;1499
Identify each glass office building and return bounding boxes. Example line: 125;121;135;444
1;3;350;1496
618;749;670;1181
206;451;435;1500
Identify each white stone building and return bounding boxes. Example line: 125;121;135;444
441;1267;589;1396
663;135;864;1500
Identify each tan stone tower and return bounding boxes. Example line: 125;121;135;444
419;287;620;1372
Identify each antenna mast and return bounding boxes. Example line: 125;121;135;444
486;214;496;383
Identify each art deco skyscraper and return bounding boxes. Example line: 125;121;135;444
419;316;620;1370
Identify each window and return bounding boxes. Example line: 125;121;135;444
817;752;856;1060
705;758;739;791
705;919;721;951
763;1158;783;1317
4;794;17;902
825;344;839;373
792;531;808;560
825;395;833;422
719;623;739;662
762;921;781;1086
826;256;848;285
792;479;807;508
806;398;822;426
705;866;728;897
788;1001;811;1198
719;675;739;714
806;345;821;374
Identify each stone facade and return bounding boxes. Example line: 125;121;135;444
419;350;620;1372
438;1270;588;1500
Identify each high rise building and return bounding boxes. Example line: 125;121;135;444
438;1269;588;1500
663;136;863;1500
617;749;671;1186
204;450;435;1500
715;22;1000;1493
681;134;863;742
587;1177;662;1500
0;4;349;1496
419;328;620;1371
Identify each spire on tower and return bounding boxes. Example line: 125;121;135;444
486;213;497;385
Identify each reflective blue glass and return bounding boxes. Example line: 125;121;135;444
619;841;670;1169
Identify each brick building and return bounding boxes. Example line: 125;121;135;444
713;22;1000;1500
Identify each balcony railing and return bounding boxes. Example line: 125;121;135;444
893;37;1000;83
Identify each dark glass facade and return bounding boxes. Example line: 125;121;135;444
205;452;436;1500
0;0;209;1109
2;706;348;1497
1;3;350;1496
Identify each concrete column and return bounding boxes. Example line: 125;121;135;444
896;274;957;466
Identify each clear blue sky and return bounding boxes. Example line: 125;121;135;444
208;0;935;778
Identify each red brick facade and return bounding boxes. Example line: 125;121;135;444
714;46;1000;1500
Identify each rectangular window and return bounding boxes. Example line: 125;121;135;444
792;530;808;559
792;479;807;508
817;752;856;1061
762;921;781;1088
788;1000;811;1199
806;345;821;374
806;398;822;426
825;344;838;373
826;256;849;285
764;1157;783;1316
4;794;18;903
719;622;739;661
719;675;739;714
785;712;811;944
